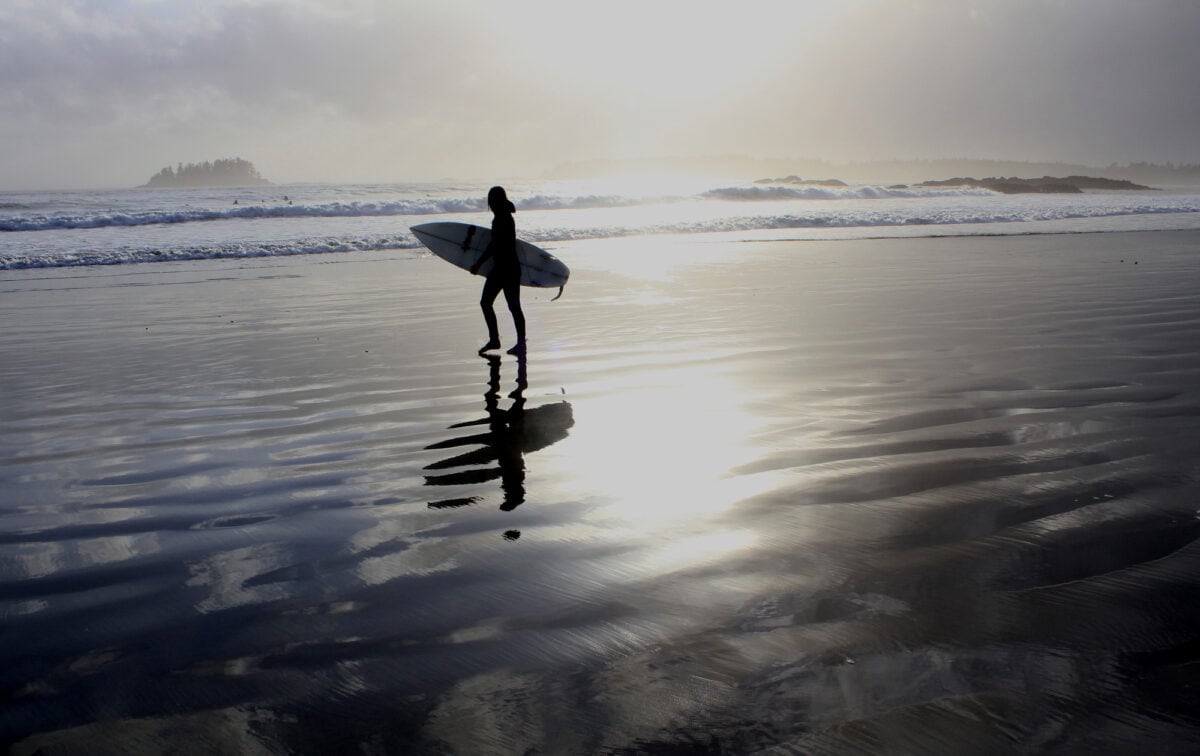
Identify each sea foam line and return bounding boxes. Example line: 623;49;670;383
0;236;420;270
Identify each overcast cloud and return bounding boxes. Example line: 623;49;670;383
1;0;1198;189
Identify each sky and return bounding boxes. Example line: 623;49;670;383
1;0;1199;189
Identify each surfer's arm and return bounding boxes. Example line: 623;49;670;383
470;243;494;275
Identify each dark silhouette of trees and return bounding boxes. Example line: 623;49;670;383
144;158;270;187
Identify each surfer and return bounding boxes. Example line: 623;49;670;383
470;186;526;355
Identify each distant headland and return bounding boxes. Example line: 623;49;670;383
143;158;271;188
752;174;1156;194
915;175;1155;194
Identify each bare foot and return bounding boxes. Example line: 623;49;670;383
478;339;500;354
506;342;526;355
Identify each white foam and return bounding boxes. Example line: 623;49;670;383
0;235;423;270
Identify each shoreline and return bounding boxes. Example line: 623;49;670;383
4;178;1200;272
3;230;1200;751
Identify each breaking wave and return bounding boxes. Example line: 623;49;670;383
0;235;421;270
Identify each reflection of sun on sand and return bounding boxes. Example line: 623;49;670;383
558;367;766;521
424;354;575;518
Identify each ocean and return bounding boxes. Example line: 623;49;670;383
4;177;1200;270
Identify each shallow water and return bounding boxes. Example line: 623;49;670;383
3;232;1200;752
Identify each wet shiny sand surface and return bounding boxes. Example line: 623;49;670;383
3;232;1200;753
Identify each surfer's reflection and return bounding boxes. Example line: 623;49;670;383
424;354;573;516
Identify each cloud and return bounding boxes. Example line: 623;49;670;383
728;0;1200;164
3;2;467;125
0;1;509;186
1;0;1198;189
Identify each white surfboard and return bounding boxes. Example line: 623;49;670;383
411;222;569;300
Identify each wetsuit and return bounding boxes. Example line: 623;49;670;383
478;210;524;348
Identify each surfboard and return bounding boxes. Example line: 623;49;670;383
411;221;569;300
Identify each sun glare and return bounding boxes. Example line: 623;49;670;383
550;362;767;526
534;358;789;576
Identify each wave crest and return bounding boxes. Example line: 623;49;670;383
0;235;422;270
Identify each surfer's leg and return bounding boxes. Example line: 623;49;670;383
502;275;525;354
479;276;502;352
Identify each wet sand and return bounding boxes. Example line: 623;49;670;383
3;231;1200;753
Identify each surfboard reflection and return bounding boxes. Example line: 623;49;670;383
424;354;573;515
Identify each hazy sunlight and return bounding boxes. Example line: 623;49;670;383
553;363;764;526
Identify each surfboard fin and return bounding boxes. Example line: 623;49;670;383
552;285;564;301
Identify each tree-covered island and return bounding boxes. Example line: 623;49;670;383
143;158;271;188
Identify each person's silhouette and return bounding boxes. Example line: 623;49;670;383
423;353;572;517
470;186;526;356
423;354;526;511
495;355;527;510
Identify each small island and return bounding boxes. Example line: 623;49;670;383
143;158;271;188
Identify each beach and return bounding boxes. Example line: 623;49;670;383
3;230;1200;752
